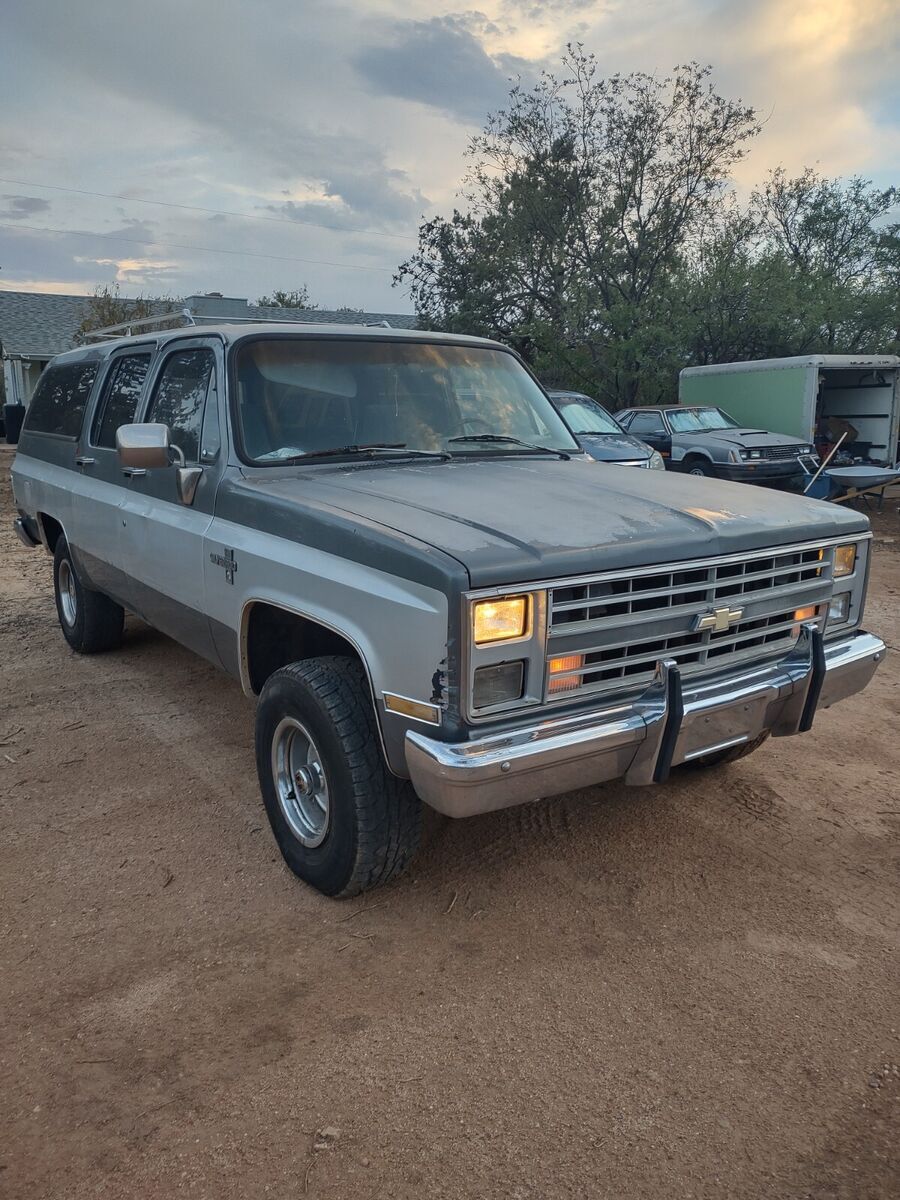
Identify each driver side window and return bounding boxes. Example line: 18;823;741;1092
146;348;215;463
628;411;666;436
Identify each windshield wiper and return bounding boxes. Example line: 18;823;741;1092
275;443;451;463
446;434;571;460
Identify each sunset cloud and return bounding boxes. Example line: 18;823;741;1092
0;0;896;307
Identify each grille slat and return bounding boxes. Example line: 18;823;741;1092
546;544;833;702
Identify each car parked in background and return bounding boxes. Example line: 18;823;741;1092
547;390;664;469
617;405;817;486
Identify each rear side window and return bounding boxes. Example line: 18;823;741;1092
146;348;214;463
24;361;98;438
92;354;152;448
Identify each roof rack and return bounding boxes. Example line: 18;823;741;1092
79;307;196;342
79;309;394;342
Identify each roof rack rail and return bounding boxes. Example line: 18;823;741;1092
79;309;385;342
79;307;196;342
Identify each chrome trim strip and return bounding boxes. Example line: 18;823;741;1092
406;630;884;818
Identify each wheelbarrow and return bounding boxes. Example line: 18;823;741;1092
801;438;900;508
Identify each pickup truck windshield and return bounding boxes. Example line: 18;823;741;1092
555;395;623;435
667;407;740;433
234;338;580;462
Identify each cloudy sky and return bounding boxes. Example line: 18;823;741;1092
1;0;897;313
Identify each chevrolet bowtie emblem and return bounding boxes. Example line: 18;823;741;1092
694;605;744;633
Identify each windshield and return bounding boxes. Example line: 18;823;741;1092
234;338;580;462
666;407;739;433
554;395;622;435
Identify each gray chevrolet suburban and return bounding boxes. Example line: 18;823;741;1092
10;324;884;896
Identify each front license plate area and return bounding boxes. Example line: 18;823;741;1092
674;690;775;765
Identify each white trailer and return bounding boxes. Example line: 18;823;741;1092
679;355;900;467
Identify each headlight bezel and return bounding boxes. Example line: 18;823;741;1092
465;588;548;719
648;449;665;471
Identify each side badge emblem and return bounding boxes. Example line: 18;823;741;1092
210;547;238;584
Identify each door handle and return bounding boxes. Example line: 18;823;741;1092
121;467;147;478
75;456;96;468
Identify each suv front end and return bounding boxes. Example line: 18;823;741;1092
405;533;883;817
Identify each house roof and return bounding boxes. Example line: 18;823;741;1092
0;290;417;360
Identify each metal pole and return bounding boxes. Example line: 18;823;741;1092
803;432;848;495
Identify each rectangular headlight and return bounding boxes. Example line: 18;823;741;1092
473;596;528;644
473;661;525;708
834;544;857;577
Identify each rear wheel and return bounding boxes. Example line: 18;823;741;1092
255;657;422;897
682;731;771;770
53;537;124;654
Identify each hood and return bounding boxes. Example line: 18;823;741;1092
574;431;652;462
698;428;809;449
242;457;867;588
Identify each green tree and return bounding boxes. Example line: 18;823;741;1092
397;48;760;407
256;287;317;309
77;283;178;338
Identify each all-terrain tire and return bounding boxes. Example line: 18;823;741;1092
682;730;771;770
255;657;422;897
53;537;125;654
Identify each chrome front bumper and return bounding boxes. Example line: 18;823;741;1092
405;626;885;818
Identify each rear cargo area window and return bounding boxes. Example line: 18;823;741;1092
24;361;98;438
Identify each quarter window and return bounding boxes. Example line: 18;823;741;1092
92;354;151;448
24;361;98;438
146;348;215;463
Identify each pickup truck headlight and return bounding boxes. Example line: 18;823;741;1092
648;450;665;470
472;596;529;644
834;544;857;577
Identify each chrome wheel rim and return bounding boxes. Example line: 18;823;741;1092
58;558;77;626
689;466;706;476
271;717;330;848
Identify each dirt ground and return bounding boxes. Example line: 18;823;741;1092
0;443;897;1200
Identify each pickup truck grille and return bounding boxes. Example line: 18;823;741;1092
545;543;833;701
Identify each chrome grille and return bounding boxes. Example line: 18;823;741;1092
546;544;833;701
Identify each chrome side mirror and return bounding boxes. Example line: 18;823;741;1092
116;422;171;469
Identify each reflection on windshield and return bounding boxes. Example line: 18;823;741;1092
667;408;739;433
234;338;580;463
557;396;622;435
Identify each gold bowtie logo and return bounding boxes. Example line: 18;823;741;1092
694;605;744;633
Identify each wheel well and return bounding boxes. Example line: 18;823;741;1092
244;603;362;695
37;513;64;553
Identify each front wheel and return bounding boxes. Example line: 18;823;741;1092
684;458;716;478
255;657;422;897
